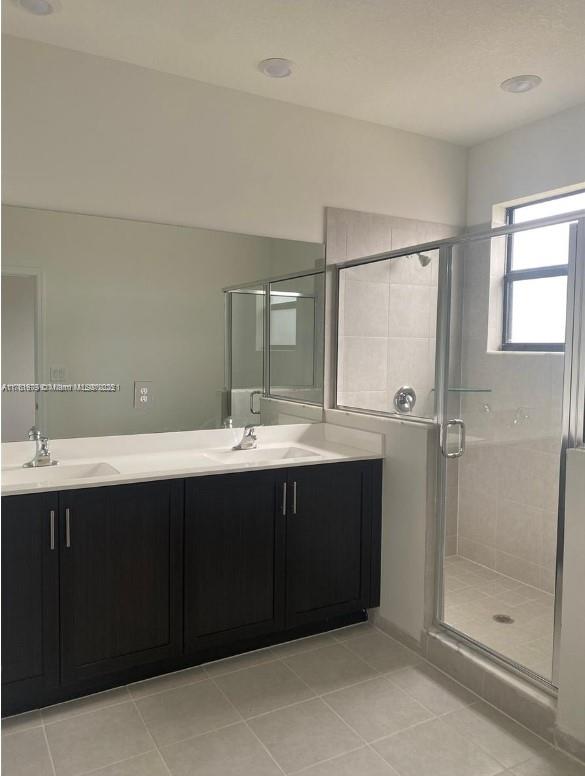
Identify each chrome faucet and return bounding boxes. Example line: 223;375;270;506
233;424;258;451
24;426;58;468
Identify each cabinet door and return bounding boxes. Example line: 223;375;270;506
184;470;285;651
285;461;380;628
1;493;59;713
60;481;183;684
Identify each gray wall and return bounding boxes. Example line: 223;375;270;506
1;274;37;440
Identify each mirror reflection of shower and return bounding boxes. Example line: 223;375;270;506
224;271;325;428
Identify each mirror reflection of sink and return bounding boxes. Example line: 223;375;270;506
208;446;317;464
2;462;120;486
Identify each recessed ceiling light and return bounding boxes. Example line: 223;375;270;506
16;0;54;14
500;74;542;94
258;58;293;78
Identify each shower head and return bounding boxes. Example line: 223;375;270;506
417;253;432;268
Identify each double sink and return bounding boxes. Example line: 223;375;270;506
2;445;319;487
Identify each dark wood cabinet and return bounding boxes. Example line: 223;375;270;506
285;461;382;628
184;470;286;650
1;493;60;709
59;481;183;683
2;459;382;714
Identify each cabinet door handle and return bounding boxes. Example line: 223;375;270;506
50;510;56;550
65;508;71;548
282;482;287;516
292;481;297;515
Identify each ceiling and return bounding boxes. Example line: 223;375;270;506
3;0;585;146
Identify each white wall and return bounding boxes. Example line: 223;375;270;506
2;36;467;243
467;103;585;226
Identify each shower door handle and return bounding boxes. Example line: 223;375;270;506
250;390;263;415
441;419;466;459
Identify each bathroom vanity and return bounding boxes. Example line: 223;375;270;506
1;424;383;715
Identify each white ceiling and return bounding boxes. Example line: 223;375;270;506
3;0;585;146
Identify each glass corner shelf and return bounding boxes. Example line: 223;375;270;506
447;387;492;393
432;387;492;393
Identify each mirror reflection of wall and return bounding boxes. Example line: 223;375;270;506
1;273;38;441
1;205;324;441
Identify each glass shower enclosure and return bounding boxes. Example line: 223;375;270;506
334;208;585;688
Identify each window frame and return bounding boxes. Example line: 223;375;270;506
501;191;581;352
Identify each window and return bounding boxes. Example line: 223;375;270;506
502;189;585;351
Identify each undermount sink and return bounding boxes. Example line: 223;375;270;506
2;461;119;486
207;446;318;464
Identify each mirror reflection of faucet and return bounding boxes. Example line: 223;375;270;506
233;424;258;451
23;426;58;468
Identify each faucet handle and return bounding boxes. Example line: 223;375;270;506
28;426;41;441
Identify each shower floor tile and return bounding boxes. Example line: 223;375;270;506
443;557;554;681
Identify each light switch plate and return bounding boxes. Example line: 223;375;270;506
134;380;152;409
50;366;66;382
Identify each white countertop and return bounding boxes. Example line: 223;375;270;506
1;423;384;496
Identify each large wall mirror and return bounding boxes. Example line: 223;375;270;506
1;206;325;441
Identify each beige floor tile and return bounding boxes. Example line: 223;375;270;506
511;749;585;775
1;710;43;737
269;632;337;659
344;632;419;673
215;660;315;718
299;746;399;775
128;665;206;700
388;663;476;714
203;648;278;678
284;644;377;694
161;722;281;776
323;676;433;742
373;717;503;776
42;687;131;724
136;679;239;747
1;727;54;776
86;751;169;775
248;698;361;773
45;702;154;776
444;701;548;768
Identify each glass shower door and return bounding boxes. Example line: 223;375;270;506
437;219;583;685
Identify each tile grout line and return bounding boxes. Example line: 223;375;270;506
41;690;133;728
206;673;288;776
129;695;173;776
286;744;368;776
66;750;163;776
40;721;58;776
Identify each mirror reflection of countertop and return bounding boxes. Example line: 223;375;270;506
1;423;384;496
